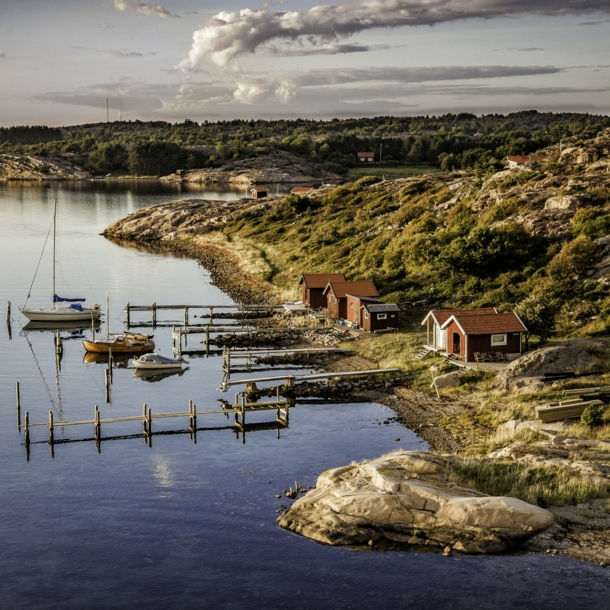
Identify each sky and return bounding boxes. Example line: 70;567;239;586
0;0;609;126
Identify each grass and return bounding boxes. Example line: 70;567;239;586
449;460;610;507
348;166;442;177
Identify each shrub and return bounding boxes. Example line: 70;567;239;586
581;405;605;428
547;235;600;279
571;208;610;239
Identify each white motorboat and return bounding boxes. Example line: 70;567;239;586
20;198;102;323
132;353;187;370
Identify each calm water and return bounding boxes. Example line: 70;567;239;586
0;182;608;609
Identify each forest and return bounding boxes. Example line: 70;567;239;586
1;111;609;177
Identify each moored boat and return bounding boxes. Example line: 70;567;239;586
83;333;155;354
132;353;186;369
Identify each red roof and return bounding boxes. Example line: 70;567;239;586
324;280;378;299
299;273;346;289
507;155;546;164
291;187;313;194
442;312;527;334
357;152;374;158
422;308;496;327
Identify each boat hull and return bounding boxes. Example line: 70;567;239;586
21;308;101;322
82;339;154;354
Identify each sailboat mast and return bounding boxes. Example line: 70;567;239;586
52;198;57;306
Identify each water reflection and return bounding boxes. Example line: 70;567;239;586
133;367;189;383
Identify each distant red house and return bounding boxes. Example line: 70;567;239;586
324;280;379;320
441;312;527;362
299;274;346;308
290;187;313;194
360;302;400;332
357;152;375;163
251;188;268;198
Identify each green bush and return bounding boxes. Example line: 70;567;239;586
547;235;600;279
581;405;605;428
571;208;610;239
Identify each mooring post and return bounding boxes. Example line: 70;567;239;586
192;403;197;444
24;411;30;446
142;403;147;439
108;348;113;383
94;404;100;440
184;307;189;327
16;381;21;432
205;325;210;356
147;406;152;447
104;369;110;403
48;410;54;456
126;302;130;328
152;302;157;328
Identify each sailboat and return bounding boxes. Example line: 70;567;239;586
20;198;102;323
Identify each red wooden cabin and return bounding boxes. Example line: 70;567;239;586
299;274;346;308
324;280;379;320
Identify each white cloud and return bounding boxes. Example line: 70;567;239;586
179;1;610;69
113;0;179;19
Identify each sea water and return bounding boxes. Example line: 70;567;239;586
0;181;608;609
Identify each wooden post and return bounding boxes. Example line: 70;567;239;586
192;402;197;444
48;410;54;456
147;406;152;447
126;302;130;328
142;403;147;439
108;348;113;382
24;411;30;445
104;369;110;403
206;325;210;356
94;405;100;440
6;301;10;323
16;381;21;432
184;307;189;327
152;302;157;328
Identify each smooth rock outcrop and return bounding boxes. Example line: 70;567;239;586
0;154;90;181
278;451;554;553
492;344;595;392
433;371;461;388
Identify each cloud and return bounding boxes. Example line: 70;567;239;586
0;53;6;59
578;17;610;25
261;43;377;56
179;1;610;69
113;0;179;18
111;51;158;57
510;47;546;52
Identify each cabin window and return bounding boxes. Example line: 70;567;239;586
364;311;369;319
377;313;387;320
491;334;507;346
350;302;353;308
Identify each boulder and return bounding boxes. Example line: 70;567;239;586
278;451;554;553
544;194;591;211
492;344;594;392
433;371;461;388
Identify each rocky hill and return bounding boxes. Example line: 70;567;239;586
0;154;90;180
160;150;341;185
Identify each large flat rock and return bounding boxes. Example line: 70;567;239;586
279;451;554;553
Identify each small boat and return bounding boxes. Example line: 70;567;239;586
20;198;102;323
132;353;187;369
83;333;155;354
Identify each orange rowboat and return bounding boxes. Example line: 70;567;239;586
82;333;155;354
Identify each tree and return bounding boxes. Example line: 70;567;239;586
547;235;600;280
514;294;556;350
128;140;183;176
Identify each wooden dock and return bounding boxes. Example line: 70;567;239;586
123;302;283;327
218;368;402;392
18;393;290;457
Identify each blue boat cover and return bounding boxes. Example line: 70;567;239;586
69;303;84;312
53;294;86;303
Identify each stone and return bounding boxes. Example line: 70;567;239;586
278;451;554;553
433;372;461;389
544;194;590;211
492;343;595;392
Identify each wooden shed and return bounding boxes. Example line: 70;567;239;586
441;312;527;362
357;152;375;163
299;274;346;308
324;280;379;320
346;294;381;325
251;188;268;199
360;302;401;332
421;308;497;352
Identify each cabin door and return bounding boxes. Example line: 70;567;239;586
452;332;461;355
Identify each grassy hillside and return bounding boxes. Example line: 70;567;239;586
221;128;610;344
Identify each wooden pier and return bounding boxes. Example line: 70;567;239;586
124;303;283;328
18;393;291;458
218;368;402;392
